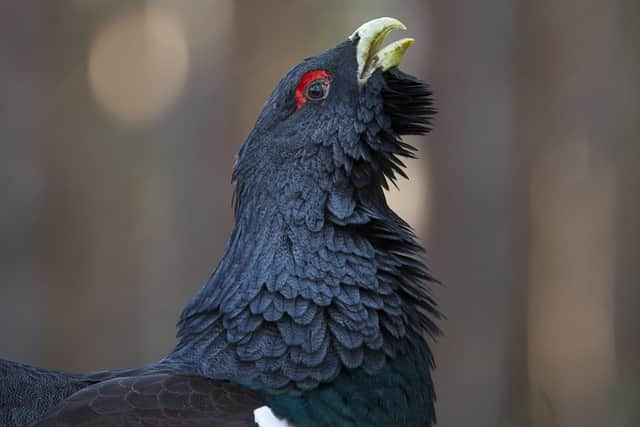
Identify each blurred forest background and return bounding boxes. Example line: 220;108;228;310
0;1;638;426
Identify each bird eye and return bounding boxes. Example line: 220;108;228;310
305;79;330;101
295;70;332;110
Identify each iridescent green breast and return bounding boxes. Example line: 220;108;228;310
264;343;435;427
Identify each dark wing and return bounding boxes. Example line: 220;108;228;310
30;373;265;427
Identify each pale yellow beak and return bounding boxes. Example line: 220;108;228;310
349;17;414;84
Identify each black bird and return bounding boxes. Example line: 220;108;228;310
0;17;439;427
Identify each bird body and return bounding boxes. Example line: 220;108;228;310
1;17;438;427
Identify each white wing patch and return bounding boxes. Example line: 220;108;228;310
254;405;293;427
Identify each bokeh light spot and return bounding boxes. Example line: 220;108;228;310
88;9;189;125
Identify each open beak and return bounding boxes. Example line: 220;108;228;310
349;17;414;85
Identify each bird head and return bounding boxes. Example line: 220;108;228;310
233;17;435;220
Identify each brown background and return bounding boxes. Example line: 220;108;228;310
0;1;638;426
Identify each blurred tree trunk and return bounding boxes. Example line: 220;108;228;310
0;3;50;363
133;0;237;363
426;2;531;426
519;1;628;426
33;3;144;371
611;1;640;425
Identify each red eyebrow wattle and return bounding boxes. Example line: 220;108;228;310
295;70;331;110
